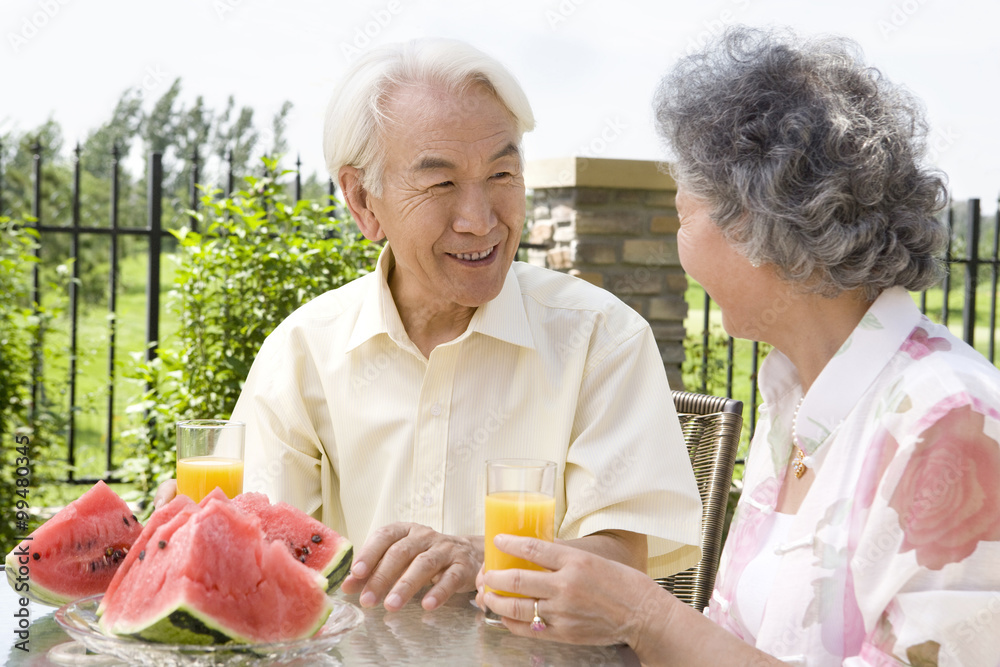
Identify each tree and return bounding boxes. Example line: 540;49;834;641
142;78;182;156
212;96;259;181
171;95;215;200
266;101;294;164
81;88;144;179
1;120;66;221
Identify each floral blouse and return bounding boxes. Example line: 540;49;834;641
706;287;1000;666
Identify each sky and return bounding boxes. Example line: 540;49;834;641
2;0;999;210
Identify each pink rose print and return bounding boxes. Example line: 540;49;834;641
900;326;951;360
889;406;1000;570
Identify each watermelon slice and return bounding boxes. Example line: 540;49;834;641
4;481;143;606
98;496;332;645
229;491;353;591
96;494;200;617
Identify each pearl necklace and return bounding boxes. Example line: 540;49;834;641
791;396;810;479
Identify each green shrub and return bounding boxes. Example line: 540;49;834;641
117;160;380;512
0;219;70;552
0;219;36;551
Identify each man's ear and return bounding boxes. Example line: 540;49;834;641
339;166;385;242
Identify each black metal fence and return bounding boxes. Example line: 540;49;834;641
5;143;333;484
5;143;999;483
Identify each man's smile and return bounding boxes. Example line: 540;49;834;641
448;244;497;263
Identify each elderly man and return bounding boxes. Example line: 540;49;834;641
158;38;701;613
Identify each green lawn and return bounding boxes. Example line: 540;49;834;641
36;248;180;506
917;284;999;356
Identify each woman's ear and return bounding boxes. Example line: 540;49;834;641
339;166;385;242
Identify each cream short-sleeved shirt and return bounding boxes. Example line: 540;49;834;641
234;246;702;577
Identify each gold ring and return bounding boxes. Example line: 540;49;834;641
530;599;546;631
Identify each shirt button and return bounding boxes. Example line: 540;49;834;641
431;402;442;416
423;495;434;506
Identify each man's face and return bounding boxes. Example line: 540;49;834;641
366;82;526;313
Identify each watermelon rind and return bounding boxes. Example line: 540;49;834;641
105;571;333;645
123;606;237;645
3;554;69;607
323;541;353;591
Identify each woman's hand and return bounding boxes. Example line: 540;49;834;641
477;534;666;648
477;534;786;667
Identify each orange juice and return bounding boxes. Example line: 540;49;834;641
484;491;555;596
176;456;244;502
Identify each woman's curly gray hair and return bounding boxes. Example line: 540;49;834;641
655;26;948;299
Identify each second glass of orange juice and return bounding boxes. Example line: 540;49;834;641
483;458;557;627
175;420;246;503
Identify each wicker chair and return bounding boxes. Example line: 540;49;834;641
655;390;743;612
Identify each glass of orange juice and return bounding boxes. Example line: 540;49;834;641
176;420;246;503
483;458;557;627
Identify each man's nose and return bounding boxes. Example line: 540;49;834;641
453;184;496;236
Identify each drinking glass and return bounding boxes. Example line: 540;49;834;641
483;458;557;627
175;420;246;503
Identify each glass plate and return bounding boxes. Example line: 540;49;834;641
53;594;363;667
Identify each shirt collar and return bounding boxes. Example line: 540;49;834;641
346;244;409;353
760;286;924;458
464;262;535;350
346;244;535;354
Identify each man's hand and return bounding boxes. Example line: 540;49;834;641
153;479;177;510
340;522;483;612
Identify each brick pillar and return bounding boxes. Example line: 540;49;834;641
524;157;687;389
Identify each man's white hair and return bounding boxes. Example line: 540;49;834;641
323;38;535;198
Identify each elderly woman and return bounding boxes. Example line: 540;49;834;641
479;26;1000;666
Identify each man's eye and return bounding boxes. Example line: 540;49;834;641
434;181;453;188
492;172;511;179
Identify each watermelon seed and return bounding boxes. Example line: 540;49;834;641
122;516;129;527
302;546;310;555
105;547;114;558
311;534;322;543
158;540;167;549
299;556;307;563
31;553;40;561
139;550;145;561
76;542;82;551
90;562;96;572
131;514;138;523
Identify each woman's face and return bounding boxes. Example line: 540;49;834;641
675;184;778;341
